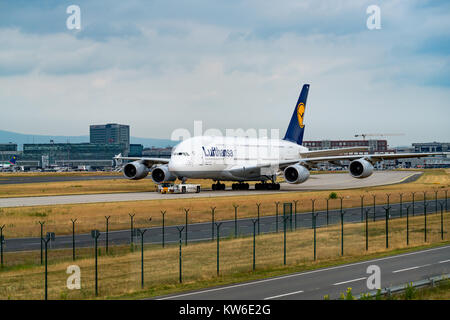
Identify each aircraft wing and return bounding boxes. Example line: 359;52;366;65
300;147;369;158
114;154;170;167
278;152;444;169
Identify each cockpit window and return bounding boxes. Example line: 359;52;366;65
172;152;190;156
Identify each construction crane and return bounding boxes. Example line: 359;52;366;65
354;133;405;140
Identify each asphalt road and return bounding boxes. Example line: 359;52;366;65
0;171;421;208
156;244;450;300
3;198;447;253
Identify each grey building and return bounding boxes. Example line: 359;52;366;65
90;123;130;155
412;142;450;153
0;143;17;152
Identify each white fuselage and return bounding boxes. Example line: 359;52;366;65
167;136;308;181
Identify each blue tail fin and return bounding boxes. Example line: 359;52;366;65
9;155;17;165
283;84;310;145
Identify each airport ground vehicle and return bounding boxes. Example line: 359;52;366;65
158;183;201;194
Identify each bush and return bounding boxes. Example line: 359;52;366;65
404;283;416;300
329;192;338;199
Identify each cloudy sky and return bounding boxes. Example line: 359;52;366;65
0;0;449;146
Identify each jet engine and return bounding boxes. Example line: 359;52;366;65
349;159;374;178
123;161;149;180
283;164;310;184
151;164;177;184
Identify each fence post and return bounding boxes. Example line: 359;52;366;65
340;197;345;256
283;216;289;265
104;216;110;254
176;226;184;283
129;213;135;247
326;198;329;225
313;212;318;260
293;200;299;230
71;219;77;260
43;233;55;300
184;208;190;245
311;199;316;229
439;202;444;240
0;225;5;268
211;207;216;241
39;221;45;265
252;219;257;271
136;228;147;288
215;223;222;276
275;201;280;233
372;195;376;222
435;190;438;215
383;206;391;249
233;204;239;238
161;211;166;248
365;209;370;251
90;230;100;296
424;202;428;242
412;192;416;216
256;203;261;235
399;193;403;218
360;195;364;222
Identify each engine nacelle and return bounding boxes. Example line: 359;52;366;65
349;159;374;178
151;164;177;184
123;161;149;180
283;164;310;184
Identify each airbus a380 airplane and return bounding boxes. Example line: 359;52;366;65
116;84;441;191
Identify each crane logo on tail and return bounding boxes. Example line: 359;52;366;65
297;102;305;128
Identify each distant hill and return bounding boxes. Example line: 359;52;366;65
0;130;176;150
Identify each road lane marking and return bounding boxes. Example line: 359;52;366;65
392;264;431;273
439;259;450;264
333;277;366;286
264;290;304;300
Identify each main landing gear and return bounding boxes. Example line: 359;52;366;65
231;183;249;190
212;182;226;191
255;182;280;190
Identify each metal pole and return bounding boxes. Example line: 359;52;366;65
372;195;376;222
384;206;391;249
216;223;222;276
445;190;448;212
105;216;110;254
184;209;189;246
44;238;49;300
293;200;299;230
1;225;5;268
129;213;135;246
283;216;289;265
340;197;345;256
95;236;98;296
252;219;257;271
39;221;45;265
233;204;239;238
326;198;329;225
440;202;444;240
256;203;261;235
275;201;280;233
360;195;364;222
313;213;317;260
435;190;438;215
412;192;416;216
424;202;428;242
311;199;316;229
71;219;77;261
139;229;147;288
406;205;410;246
399;193;403;218
161;211;166;248
365;209;370;251
211;207;216;241
177;227;184;283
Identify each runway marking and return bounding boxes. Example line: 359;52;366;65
439;259;450;264
264;290;304;300
392;264;431;273
333;277;366;286
156;244;450;300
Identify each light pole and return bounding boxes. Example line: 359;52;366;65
136;228;148;288
91;229;101;296
43;232;55;300
70;219;77;261
104;216;110;254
